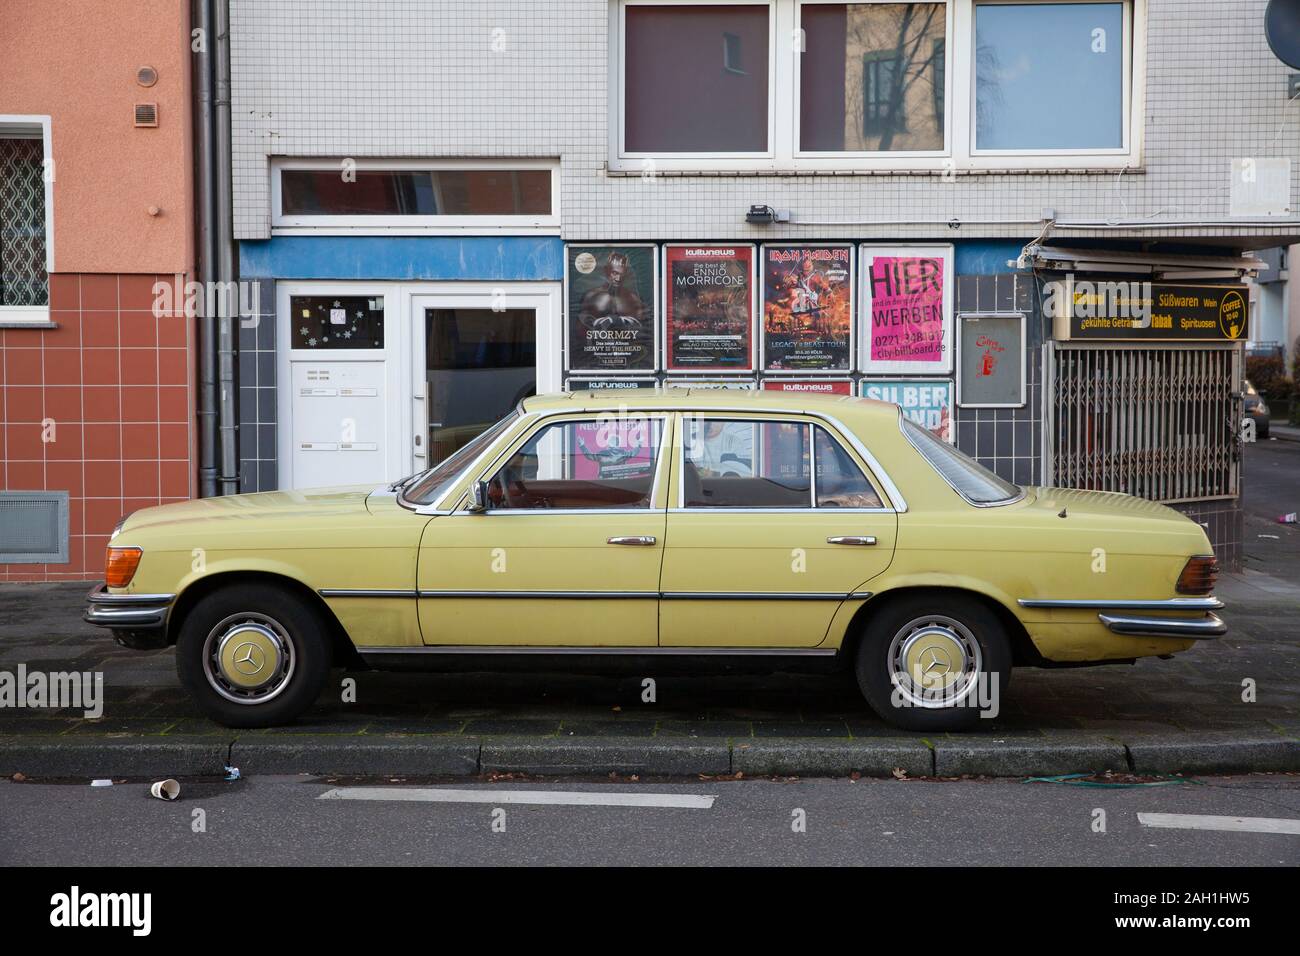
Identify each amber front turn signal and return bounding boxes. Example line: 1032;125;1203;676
1175;555;1219;595
105;547;143;588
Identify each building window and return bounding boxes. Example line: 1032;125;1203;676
974;1;1126;151
610;0;1139;171
0;119;52;322
272;160;559;232
623;3;771;153
801;2;947;153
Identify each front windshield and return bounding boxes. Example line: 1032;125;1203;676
901;416;1021;505
402;411;520;507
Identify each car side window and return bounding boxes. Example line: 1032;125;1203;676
682;418;811;508
483;417;662;510
814;426;883;508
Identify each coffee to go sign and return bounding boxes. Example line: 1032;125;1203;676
1048;278;1249;342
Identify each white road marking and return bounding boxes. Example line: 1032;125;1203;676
318;787;716;809
1137;812;1300;835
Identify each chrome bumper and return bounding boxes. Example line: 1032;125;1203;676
1098;611;1226;640
83;584;175;632
1018;596;1226;641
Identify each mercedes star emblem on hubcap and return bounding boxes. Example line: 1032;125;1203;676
231;641;265;676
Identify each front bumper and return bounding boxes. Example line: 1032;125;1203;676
84;584;175;648
1018;596;1226;641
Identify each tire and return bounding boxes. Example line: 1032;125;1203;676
1257;419;1270;440
175;583;333;728
854;593;1011;732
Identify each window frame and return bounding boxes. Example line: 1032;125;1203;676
608;0;1144;172
967;0;1136;159
464;413;673;514
270;158;561;235
675;413;891;512
0;115;54;326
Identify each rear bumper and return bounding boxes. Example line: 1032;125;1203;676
1098;610;1227;639
1018;596;1226;641
84;584;175;648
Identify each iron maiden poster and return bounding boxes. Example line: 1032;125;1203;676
664;244;756;373
860;245;954;375
565;244;657;374
761;245;853;372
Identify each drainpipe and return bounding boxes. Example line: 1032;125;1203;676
213;0;240;496
193;0;219;497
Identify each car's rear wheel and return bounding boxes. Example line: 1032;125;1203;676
175;584;332;728
855;593;1011;732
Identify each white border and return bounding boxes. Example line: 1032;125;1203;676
0;115;54;325
563;243;660;374
758;242;855;374
270;158;561;235
859;243;955;375
955;311;1026;408
663;243;759;374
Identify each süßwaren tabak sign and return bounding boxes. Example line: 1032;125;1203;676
1048;279;1248;342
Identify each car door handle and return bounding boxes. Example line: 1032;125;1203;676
608;535;657;546
827;535;877;546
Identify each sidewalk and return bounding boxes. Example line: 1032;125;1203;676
0;577;1297;780
1270;423;1300;443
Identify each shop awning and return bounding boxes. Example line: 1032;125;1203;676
1016;245;1269;279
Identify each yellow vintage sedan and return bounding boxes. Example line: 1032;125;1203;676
85;391;1224;731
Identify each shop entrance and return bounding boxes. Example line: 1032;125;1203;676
407;285;562;474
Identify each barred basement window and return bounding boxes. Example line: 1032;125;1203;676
0;135;48;309
1047;345;1241;504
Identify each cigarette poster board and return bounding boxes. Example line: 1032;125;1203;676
956;312;1025;409
565;244;658;374
664;244;756;373
760;244;853;373
860;244;954;375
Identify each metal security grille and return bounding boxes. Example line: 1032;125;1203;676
1047;344;1241;503
0;136;48;307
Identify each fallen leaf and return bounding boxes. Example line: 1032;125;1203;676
891;767;908;780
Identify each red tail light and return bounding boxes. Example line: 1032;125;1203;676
1176;555;1218;595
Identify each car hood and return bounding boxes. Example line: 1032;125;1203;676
118;485;379;535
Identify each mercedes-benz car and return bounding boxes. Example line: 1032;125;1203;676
85;391;1225;731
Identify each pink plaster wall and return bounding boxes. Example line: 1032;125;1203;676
0;0;195;276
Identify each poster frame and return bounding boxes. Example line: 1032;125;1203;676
662;243;758;375
955;311;1026;409
859;243;955;376
563;242;660;375
758;242;855;375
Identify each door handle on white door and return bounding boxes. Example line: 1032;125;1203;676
827;535;877;546
608;535;657;546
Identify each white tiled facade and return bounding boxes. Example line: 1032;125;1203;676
232;0;1300;244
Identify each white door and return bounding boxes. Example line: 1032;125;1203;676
277;282;403;490
406;284;561;472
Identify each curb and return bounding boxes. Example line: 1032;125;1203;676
1;732;1297;779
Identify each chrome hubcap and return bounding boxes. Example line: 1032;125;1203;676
887;614;982;708
203;612;295;705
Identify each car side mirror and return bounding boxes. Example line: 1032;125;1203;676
468;480;489;513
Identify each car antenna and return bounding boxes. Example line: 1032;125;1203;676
1058;506;1068;518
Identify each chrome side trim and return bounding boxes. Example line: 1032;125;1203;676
320;589;419;599
1018;597;1224;611
358;645;839;657
661;591;847;601
83;584;174;630
1098;612;1227;640
419;590;658;600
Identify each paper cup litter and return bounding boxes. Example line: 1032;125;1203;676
150;779;180;801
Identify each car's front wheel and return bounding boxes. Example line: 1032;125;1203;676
855;593;1011;732
175;584;332;728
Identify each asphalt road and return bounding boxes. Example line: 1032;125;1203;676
1242;438;1300;581
2;774;1297;866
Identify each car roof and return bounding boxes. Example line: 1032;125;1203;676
521;389;901;422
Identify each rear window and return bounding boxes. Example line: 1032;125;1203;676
901;417;1021;505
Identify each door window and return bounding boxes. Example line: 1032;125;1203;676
682;418;885;508
484;417;663;510
814;426;883;508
